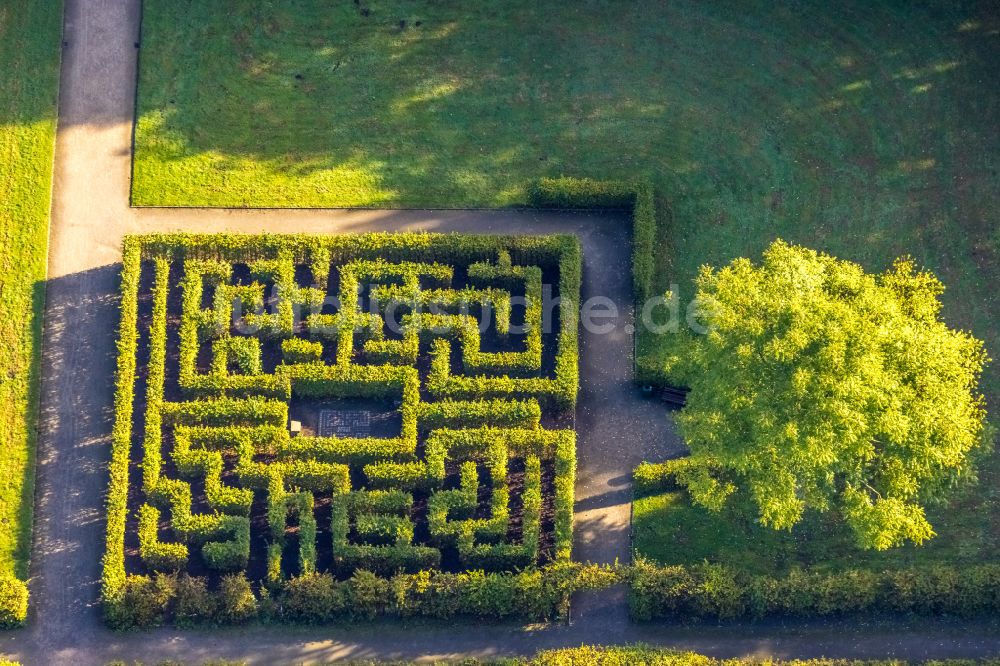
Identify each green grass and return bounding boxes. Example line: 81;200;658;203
135;0;999;396
633;445;1000;575
0;4;63;583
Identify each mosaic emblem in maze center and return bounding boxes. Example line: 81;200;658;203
132;236;578;584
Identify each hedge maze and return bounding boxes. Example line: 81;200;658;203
104;232;580;623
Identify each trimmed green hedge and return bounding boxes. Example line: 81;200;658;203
529;177;635;210
529;176;658;303
418;399;541;431
105;562;616;630
103;237;143;604
0;1;65;626
528;176;672;390
632;460;684;496
628;557;1000;622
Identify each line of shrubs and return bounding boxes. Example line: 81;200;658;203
628;558;1000;622
417;399;542;431
530;176;672;389
105;554;1000;631
100;646;1000;666
267;477;317;584
529;176;657;303
105;562;617;630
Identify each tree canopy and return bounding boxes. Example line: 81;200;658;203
675;240;990;550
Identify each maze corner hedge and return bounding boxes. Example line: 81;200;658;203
103;231;586;628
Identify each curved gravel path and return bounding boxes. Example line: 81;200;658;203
0;1;997;664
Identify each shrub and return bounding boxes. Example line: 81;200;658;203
347;569;390;620
137;504;187;571
632;460;681;496
0;577;28;627
200;517;251;572
104;574;177;630
529;177;634;209
280;573;348;623
627;558;1000;621
215;574;257;624
174;574;216;628
281;337;323;364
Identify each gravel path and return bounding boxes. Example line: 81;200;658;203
0;1;997;664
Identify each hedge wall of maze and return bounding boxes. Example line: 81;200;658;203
103;232;581;626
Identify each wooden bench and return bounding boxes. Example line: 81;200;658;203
659;386;689;407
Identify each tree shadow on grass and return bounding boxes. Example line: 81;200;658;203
132;0;999;199
129;1;1000;398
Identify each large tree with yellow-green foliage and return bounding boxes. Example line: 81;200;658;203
675;240;990;550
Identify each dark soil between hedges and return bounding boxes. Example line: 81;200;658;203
123;258;571;584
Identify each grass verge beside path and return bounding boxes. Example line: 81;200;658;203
0;2;64;624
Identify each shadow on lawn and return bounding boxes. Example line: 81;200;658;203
129;0;1000;192
128;0;1000;400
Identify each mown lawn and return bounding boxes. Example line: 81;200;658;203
134;0;998;395
0;4;63;583
632;445;1000;575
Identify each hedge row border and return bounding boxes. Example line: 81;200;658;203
528;176;671;387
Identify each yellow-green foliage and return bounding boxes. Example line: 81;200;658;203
0;2;63;624
105;233;585;628
628;556;1000;622
677;240;990;550
520;649;1000;666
